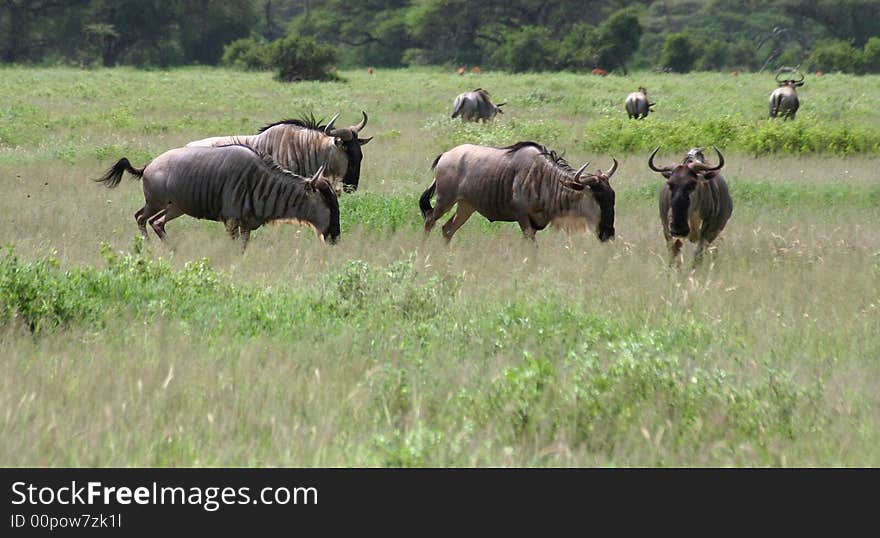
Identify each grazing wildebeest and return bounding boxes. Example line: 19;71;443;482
187;112;372;193
419;142;617;243
769;69;804;119
648;146;732;267
94;145;340;249
625;87;654;119
451;89;505;122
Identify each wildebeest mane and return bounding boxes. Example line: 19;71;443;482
256;112;330;134
217;143;302;180
500;141;577;174
499;141;545;153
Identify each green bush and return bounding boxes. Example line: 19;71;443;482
661;33;697;73
582;115;880;155
809;39;861;73
221;37;272;70
860;37;880;73
491;26;557;73
696;41;729;71
269;35;338;82
590;7;643;73
558;23;595;70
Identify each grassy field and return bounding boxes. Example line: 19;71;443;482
1;67;879;466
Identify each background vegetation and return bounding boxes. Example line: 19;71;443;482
3;1;879;74
1;67;878;466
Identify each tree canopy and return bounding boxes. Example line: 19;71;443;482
2;0;878;73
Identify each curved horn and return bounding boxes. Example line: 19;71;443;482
312;162;327;181
775;70;785;83
794;70;805;83
605;158;619;179
573;161;590;182
689;146;724;172
648;146;671;173
352;110;368;133
323;113;340;136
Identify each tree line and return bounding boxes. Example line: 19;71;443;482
2;0;878;76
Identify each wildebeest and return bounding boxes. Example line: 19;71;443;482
451;89;505;122
684;147;706;164
419;142;617;243
187;112;372;193
94;145;340;248
625;87;654;119
648;146;732;266
769;69;804;119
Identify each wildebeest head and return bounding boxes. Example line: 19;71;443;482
561;158;618;242
775;69;805;88
649;146;724;238
303;163;341;244
324;111;372;192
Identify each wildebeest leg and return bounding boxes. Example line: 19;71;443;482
146;209;166;239
239;228;251;252
224;219;240;241
516;215;537;242
692;239;709;267
423;198;455;237
150;206;183;241
441;202;475;243
668;238;683;267
134;207;150;237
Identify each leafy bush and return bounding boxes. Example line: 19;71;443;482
558;23;595;70
860;37;880;73
269;35;338;82
221;37;272;70
697;41;730;71
583;115;880;155
661;33;697;73
491;26;557;73
590;7;643;73
809;39;861;73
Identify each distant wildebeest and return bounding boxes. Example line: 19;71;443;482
94;145;340;248
187;112;372;193
451;89;505;122
769;69;804;119
625;87;655;119
419;142;617;243
648;146;732;267
684;147;706;164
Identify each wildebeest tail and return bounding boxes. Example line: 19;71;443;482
93;158;145;188
451;96;463;118
316;179;341;244
430;153;443;171
770;94;782;117
419;180;436;218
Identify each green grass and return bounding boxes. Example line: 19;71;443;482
1;67;879;466
0;246;859;466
